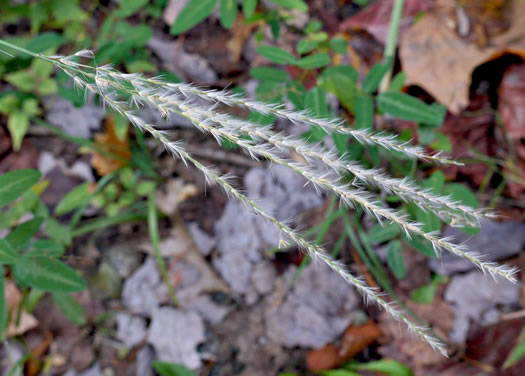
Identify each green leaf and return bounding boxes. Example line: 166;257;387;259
255;81;283;103
126;60;156;73
24;32;66;54
286;80;306;109
424;170;445;193
5;71;35;92
269;0;308;11
377;92;445;126
329;38;347;53
503;328;525;369
32;58;54;78
29;239;65;257
332;132;349;156
0;169;41;209
170;0;217;35
410;274;447;304
429;132;452;152
7;111;30;151
242;0;258;18
250;66;288;82
6;217;44;252
297;39;320;55
45;218;72;246
367;223;400;244
152;361;197;376
318;66;359;113
296;53;331;69
321;370;360;376
38;78;58;95
256;45;296;65
55;182;91;216
362;61;390;94
0;268;6;336
220;0;238;29
347;359;413;376
387;240;406;279
304;87;327;117
389;72;406;92
354;95;374;129
53;293;86;325
405;235;437;258
22;99;40;117
14;256;86;293
0;239;17;265
443;183;478;209
416;208;441;233
115;0;149;18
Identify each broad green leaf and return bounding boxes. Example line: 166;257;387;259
332;132;349;156
405;235;437;258
321;370;360;376
305;20;322;33
50;0;87;22
387;240;406;279
5;71;35;92
55;182;91;216
362;61;390;94
14;256;86;293
29;239;65;257
255;81;283;103
410;274;447;304
170;0;217;35
389;72;406;92
354;95;374;129
503;328;525;369
304;87;327;117
256;45;296;65
32;58;54;78
0;169;41;209
424;170;445;193
53;293;86;325
430;133;452;152
348;359;413;376
45;218;72;246
38;78;58;95
296;53;331;69
269;0;308;11
6;217;44;251
7;111;30;151
377;92;445;126
367;223;400;244
242;0;258;18
319;67;359;112
153;361;197;376
297;39;320;55
115;0;149;18
0;239;17;265
24;32;66;54
220;0;238;29
0;269;6;336
22;99;40;116
320;65;358;82
126;60;156;73
329;38;347;53
286;80;306;109
250;66;288;82
416;208;441;233
443;183;478;209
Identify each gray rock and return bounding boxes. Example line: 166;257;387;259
252;261;276;295
445;271;521;343
429;221;525;275
148;308;205;369
44;96;104;138
136;346;154;376
186;295;232;325
116;313;148;349
148;37;218;84
122;258;162;316
265;263;359;348
214;165;323;297
0;340;24;376
105;244;143;279
188;222;216;256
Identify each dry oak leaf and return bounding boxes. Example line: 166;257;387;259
400;0;525;114
90;115;131;176
4;279;39;337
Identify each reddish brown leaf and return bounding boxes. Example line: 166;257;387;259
91;115;131;176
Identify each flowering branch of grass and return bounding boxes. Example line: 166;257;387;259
1;41;519;355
